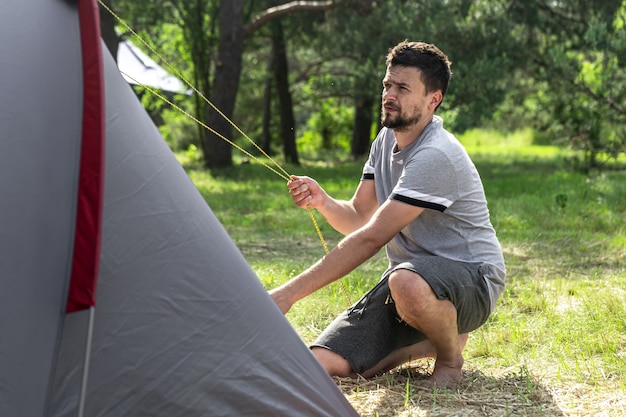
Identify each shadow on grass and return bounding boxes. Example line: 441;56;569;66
337;361;566;417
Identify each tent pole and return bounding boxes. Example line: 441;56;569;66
77;307;95;417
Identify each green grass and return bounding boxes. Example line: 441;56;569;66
181;134;626;401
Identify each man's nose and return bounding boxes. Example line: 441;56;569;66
383;85;398;101
382;88;396;101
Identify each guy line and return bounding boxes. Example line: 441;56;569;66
98;0;353;305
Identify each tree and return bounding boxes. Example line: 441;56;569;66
296;0;526;158
203;0;245;168
171;0;219;151
295;1;417;159
103;0;336;169
508;0;626;170
270;20;299;165
203;0;335;168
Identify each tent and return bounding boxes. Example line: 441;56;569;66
0;0;359;416
117;38;190;94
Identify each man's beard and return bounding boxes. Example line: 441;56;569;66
381;103;422;132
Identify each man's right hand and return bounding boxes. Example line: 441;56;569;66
287;175;325;209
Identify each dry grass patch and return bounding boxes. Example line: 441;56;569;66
337;360;625;416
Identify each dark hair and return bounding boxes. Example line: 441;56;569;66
385;41;452;100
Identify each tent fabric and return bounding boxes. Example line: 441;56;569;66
67;0;106;313
0;0;86;416
0;0;359;416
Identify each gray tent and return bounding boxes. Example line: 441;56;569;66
0;0;359;416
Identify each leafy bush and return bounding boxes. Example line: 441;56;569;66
297;98;354;154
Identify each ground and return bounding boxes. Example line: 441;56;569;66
339;360;625;417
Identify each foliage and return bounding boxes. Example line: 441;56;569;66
109;0;229;167
421;0;524;132
508;0;626;171
306;0;528;139
298;98;354;153
157;102;200;151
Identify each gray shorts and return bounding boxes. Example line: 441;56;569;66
312;256;492;374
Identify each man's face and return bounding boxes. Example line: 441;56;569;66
380;65;430;132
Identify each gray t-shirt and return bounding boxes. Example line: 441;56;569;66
362;115;506;310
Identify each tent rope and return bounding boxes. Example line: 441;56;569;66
119;71;291;181
99;0;352;306
97;0;290;180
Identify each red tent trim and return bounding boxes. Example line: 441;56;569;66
66;0;105;313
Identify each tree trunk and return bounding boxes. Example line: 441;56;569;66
202;0;244;169
180;0;214;153
261;46;275;155
99;0;119;61
271;21;299;165
351;95;375;159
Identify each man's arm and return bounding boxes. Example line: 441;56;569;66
287;175;378;235
270;198;425;314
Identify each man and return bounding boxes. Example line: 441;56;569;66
270;41;505;386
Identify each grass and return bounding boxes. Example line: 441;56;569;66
180;133;626;416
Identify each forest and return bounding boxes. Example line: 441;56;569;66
99;0;626;171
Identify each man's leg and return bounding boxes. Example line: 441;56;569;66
311;335;468;379
386;269;464;385
359;333;468;378
311;346;355;377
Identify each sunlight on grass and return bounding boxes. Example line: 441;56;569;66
470;273;626;388
458;127;535;148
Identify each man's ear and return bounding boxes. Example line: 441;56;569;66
429;91;443;109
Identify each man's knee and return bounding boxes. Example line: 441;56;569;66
311;346;354;377
388;269;433;306
388;269;455;329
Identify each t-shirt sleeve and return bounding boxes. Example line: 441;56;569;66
361;137;379;181
390;147;457;212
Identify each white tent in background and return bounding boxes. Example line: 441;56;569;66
117;38;190;94
0;0;359;416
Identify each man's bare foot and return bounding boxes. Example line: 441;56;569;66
425;359;464;388
421;333;468;387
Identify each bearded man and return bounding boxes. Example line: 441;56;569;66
270;41;506;386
